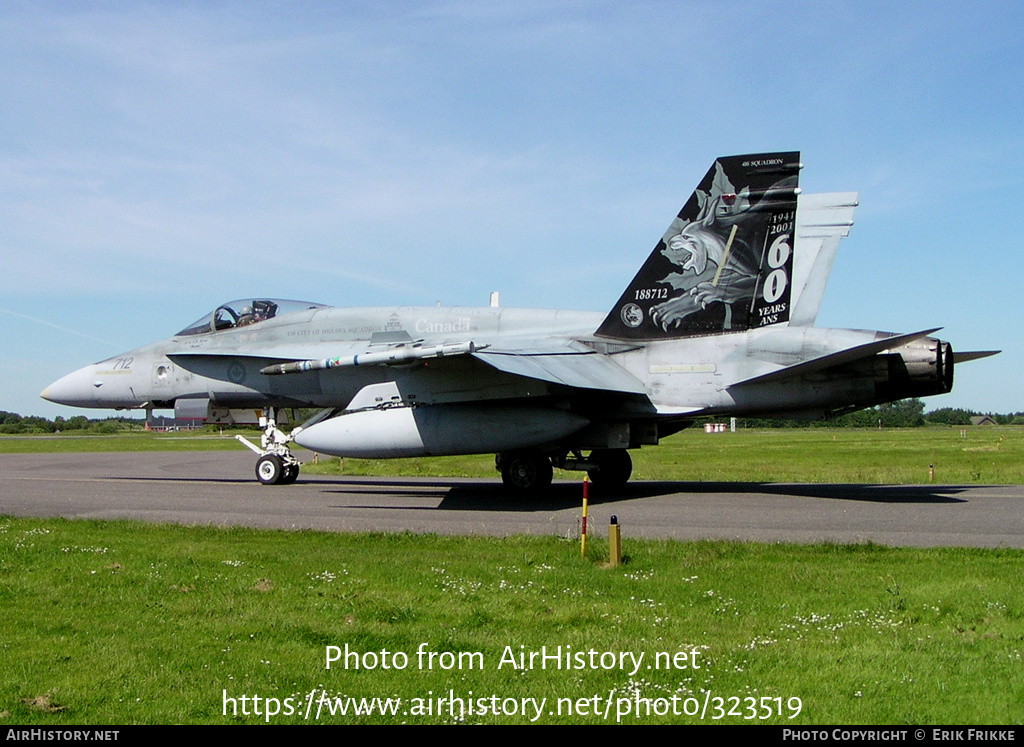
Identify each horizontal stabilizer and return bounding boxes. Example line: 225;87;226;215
730;329;941;388
953;350;1000;363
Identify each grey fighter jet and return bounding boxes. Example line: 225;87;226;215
42;153;997;490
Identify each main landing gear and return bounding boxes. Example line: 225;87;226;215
584;448;633;490
496;451;554;493
236;407;302;485
495;448;633;493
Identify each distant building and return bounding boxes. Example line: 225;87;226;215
970;416;998;426
146;415;204;432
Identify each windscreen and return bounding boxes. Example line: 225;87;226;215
176;299;326;336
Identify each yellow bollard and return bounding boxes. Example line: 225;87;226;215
581;476;589;558
609;515;622;567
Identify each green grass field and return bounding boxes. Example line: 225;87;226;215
1;519;1022;725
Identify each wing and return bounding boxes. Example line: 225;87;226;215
471;341;647;394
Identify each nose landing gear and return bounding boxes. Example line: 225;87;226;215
237;408;302;485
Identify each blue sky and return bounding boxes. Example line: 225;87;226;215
2;1;1020;418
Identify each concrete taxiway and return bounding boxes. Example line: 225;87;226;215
1;452;1023;548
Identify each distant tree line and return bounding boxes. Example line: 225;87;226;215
0;411;143;434
4;400;1023;435
734;399;1024;428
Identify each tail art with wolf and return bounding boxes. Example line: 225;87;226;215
599;152;801;339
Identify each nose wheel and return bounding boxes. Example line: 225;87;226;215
279;463;299;484
255;454;300;485
256;454;283;484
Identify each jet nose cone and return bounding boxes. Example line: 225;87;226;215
41;365;101;407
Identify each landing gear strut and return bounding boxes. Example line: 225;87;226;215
237;407;302;485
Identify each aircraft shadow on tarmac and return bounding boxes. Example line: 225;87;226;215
109;474;970;511
319;478;971;512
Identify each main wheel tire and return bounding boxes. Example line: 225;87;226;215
256;454;284;485
587;449;633;489
500;452;553;493
279;464;299;484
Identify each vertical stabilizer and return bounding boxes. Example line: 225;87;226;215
596;152;801;340
788;192;858;327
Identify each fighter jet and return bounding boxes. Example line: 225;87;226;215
41;152;997;490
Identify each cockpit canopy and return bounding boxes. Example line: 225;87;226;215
176;299;327;336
